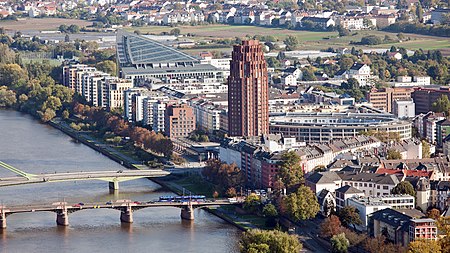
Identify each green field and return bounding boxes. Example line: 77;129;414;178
130;24;450;55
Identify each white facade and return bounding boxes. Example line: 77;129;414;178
219;146;242;167
347;197;391;230
190;101;222;133
413;76;431;86
393;100;415;119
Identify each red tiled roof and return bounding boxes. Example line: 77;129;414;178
375;168;433;178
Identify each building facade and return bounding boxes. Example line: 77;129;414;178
164;104;196;138
228;40;269;137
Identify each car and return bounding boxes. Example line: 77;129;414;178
78;202;84;206
117;170;123;173
134;201;141;204
106;201;112;205
147;201;155;204
73;204;81;207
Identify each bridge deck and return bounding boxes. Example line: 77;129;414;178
1;200;238;213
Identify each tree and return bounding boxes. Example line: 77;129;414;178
240;229;302;253
282;185;320;221
277;151;303;193
437;217;450;252
0;64;28;86
96;60;117;76
416;3;424;23
262;203;278;217
284;35;299;51
432;95;450;114
337;206;362;229
360;35;382;45
226;187;237;197
0;86;16;107
422;140;431;158
331;233;349;253
339;58;354;70
387;149;402;160
408;239;441;253
427;208;441;220
391;181;415;196
320;215;343;238
38;108;56;122
170;28;181;36
244;194;261;213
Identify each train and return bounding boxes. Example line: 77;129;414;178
159;195;206;202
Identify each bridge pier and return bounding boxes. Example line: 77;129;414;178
120;206;133;223
109;181;119;191
56;209;69;226
0;212;6;229
180;205;194;220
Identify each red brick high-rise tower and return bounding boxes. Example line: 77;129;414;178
228;40;269;137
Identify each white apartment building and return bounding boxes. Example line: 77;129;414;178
347;195;415;230
393;100;415;119
106;78;133;110
190;100;223;133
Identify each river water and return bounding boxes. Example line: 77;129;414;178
0;110;239;253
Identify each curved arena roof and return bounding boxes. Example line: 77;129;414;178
116;30;198;67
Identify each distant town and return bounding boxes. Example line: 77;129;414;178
0;0;450;252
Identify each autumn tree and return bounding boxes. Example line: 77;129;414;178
337;206;362;229
408;239;441;253
0;63;28;86
240;229;302;253
391;181;415;196
276;151;303;193
244;194;262;213
331;233;349;253
427;208;441;220
437;217;450;252
422;140;431;158
282;185;320;221
202;159;244;193
96;60;117;76
0;86;16;107
386;149;402;160
320;215;343;238
226;187;237;197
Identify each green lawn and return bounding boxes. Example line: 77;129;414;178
130;24;450;55
172;175;215;197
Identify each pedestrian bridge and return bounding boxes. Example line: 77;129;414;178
0;199;241;228
0;161;170;190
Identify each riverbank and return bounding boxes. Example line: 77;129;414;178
48;117;256;232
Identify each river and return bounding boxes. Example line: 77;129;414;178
0;110;240;253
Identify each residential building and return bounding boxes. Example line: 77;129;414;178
106;78;133;110
347;196;392;230
164;104;195;138
412;87;450;114
190;99;223;134
228;40;269;137
62;64;96;92
393;99;415;119
369;208;437;246
300;17;335;29
335;185;364;210
336;15;364;30
367;87;412;113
